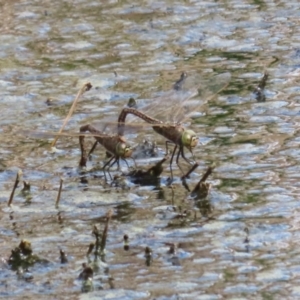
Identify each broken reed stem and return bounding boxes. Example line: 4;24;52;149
55;178;64;208
100;209;113;253
199;166;214;184
191;166;214;194
51;82;92;148
8;170;22;207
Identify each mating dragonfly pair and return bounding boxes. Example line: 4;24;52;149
73;72;231;183
79;103;198;183
41;72;230;183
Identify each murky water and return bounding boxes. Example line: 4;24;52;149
1;0;300;299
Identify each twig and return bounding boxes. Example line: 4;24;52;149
8;170;22;207
191;166;214;195
199;166;214;184
55;178;64;208
100;209;113;253
51;82;92;148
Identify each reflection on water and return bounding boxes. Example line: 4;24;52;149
1;0;300;298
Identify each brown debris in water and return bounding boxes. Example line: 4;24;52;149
123;234;129;251
55;177;64;208
20;180;32;202
57;212;63;224
60;249;68;264
7;170;22;207
79;211;112;293
191;166;214;199
79;263;94;293
254;72;268;102
19;240;32;256
86;243;95;257
8;239;48;272
144;246;153;267
79;263;94;280
173;71;187;91
128;156;167;185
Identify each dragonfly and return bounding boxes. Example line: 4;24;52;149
117;72;231;183
18;82;138;182
26;127;134;182
79;124;134;181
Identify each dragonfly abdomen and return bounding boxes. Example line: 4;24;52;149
118;107;163;136
153;125;184;145
121;108;162;124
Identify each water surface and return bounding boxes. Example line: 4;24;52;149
1;0;300;299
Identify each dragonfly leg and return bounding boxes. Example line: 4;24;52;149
182;162;199;180
181;147;198;180
121;157;136;172
103;156;116;181
131;157;137;169
110;157;118;167
168;144;178;184
165;141;173;155
88;141;98;159
122;158;130;169
109;157;120;181
176;146;186;176
181;147;195;165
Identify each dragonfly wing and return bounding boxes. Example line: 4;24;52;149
21;130;111;139
172;72;231;122
131;72;231;124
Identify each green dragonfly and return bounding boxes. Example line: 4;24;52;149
117;72;230;183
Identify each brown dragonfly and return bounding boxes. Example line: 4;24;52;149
117;72;231;183
25;128;134;181
19;82;137;182
79;124;133;181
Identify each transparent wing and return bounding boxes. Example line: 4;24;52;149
172;72;231;122
122;72;231;125
21;72;230;143
20;130;114;139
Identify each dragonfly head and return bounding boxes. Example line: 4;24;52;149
182;129;198;150
116;142;133;158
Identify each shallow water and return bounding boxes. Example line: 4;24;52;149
1;0;300;299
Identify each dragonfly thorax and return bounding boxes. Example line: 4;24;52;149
116;142;132;158
181;129;197;150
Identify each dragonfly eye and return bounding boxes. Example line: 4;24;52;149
124;146;133;158
190;136;198;148
182;129;197;149
117;143;132;158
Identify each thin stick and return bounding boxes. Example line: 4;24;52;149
100;209;113;253
55;178;64;208
51;82;92;148
191;166;214;194
199;166;214;184
8;170;22;207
